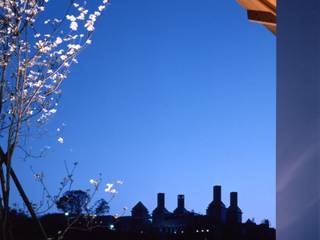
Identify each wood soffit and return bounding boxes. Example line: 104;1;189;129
236;0;277;34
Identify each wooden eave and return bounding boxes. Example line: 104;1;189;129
236;0;277;34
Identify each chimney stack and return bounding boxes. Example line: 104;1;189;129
177;194;185;209
157;193;165;208
230;192;238;207
214;185;222;202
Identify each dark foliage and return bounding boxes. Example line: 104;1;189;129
94;199;110;216
56;190;90;216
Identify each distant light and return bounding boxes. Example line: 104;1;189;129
201;230;204;232
109;224;115;230
196;230;199;233
181;230;184;234
64;212;69;216
206;229;210;232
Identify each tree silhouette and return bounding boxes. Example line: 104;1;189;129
94;199;110;216
56;190;90;216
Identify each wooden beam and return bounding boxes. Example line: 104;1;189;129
236;0;277;34
247;10;276;26
236;0;276;14
257;0;276;15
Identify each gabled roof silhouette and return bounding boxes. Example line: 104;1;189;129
173;206;190;216
131;201;150;219
152;205;171;216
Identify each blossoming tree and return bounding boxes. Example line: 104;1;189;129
0;0;109;239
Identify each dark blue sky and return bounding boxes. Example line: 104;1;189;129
14;0;275;225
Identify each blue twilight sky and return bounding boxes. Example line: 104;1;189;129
13;0;276;225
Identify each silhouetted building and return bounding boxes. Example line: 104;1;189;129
132;201;151;219
152;193;171;224
226;192;242;224
113;185;275;240
9;185;274;240
206;185;227;224
116;202;152;233
173;194;190;216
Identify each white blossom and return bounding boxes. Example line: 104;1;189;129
89;14;97;21
116;180;124;185
57;137;64;144
104;183;114;192
85;21;95;31
70;21;78;31
98;5;106;11
66;15;77;22
77;13;85;20
55;37;63;45
60;55;68;60
67;44;81;50
89;179;99;186
0;0;109;173
110;189;117;194
27;110;34;115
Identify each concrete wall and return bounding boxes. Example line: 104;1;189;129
277;1;320;239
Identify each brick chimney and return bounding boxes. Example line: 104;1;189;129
214;185;222;202
177;194;185;209
157;193;165;208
